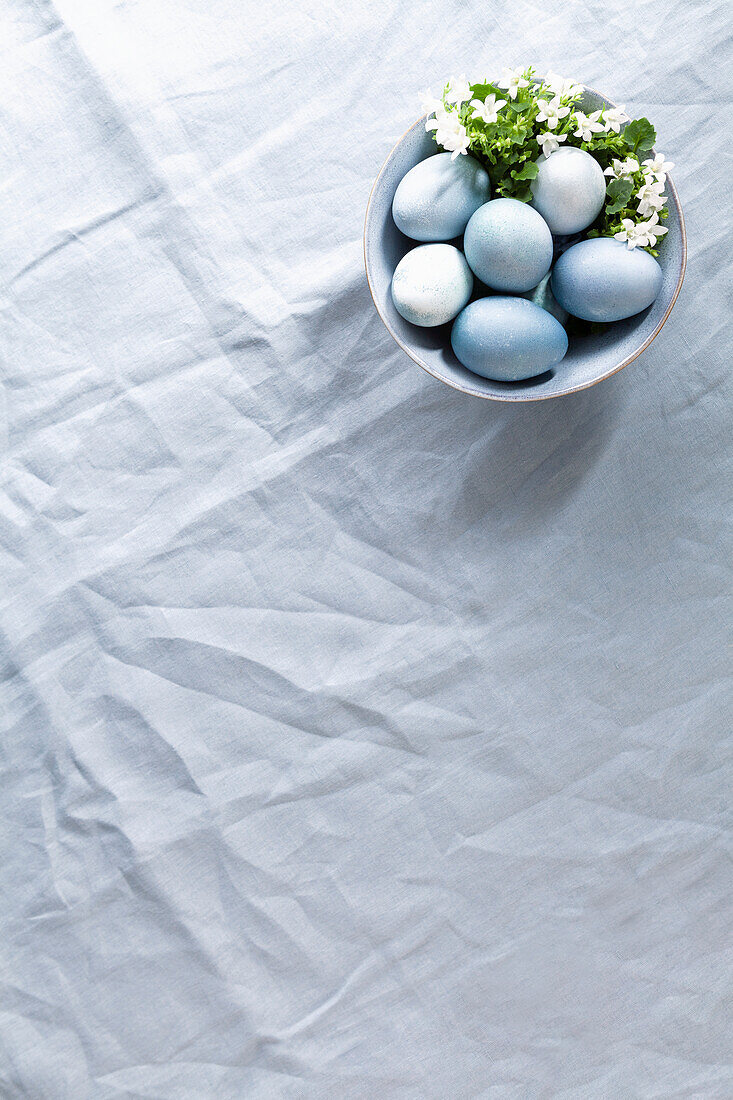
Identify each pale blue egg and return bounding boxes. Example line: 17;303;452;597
530;147;606;235
392;152;491;241
451;296;568;381
551;237;663;322
391;244;473;327
518;273;568;325
463;198;553;293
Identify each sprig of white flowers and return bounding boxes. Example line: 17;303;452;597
602;153;674;246
613;154;674;248
419;67;674;253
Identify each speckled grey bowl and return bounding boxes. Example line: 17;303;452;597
364;88;686;401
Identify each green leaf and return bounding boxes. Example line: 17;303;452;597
509;98;530;113
605;177;633;214
469;82;503;100
513;183;533;203
622;117;656;153
606;176;633;199
511;161;539;180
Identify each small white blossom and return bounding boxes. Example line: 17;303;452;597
420;88;444;116
603;156;640;179
535;95;571;130
636;212;668;247
544;72;585;100
573;110;605;141
427;108;470;158
615;213;668;249
470;94;507;125
444;74;472;107
496;67;530;100
425;106;451;134
642;152;675;183
440;124;471;158
614;218;647;248
425;106;454;136
603;105;629;133
636;179;667;218
536;130;568;157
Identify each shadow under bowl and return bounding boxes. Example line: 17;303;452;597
364;88;686;401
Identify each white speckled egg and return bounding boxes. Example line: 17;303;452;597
530;147;606;234
551;237;663;321
392;152;491;241
391;244;473;327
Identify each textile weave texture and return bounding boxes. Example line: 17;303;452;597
1;1;731;1096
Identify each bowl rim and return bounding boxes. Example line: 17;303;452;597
363;86;687;402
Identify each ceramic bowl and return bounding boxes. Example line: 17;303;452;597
364;88;686;401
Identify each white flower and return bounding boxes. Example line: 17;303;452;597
614;219;647;249
544;72;584;100
636;179;667;218
636;212;668;247
425;106;452;134
536;130;568;157
425;106;453;137
427;108;470;158
573;110;605;141
470;94;507;125
603;105;629;133
420;87;444;116
642;152;675;183
638;195;667;219
603;156;640;179
439;124;470;159
496;66;530;100
535;95;571;130
615;213;668;249
445;74;472;107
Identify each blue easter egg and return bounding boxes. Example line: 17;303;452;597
463;198;553;292
551;237;663;322
451;296;568;381
392;152;491;241
391;244;473;327
530;147;606;235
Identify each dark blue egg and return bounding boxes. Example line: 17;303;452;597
392;152;491;241
552;237;663;322
451;297;568;381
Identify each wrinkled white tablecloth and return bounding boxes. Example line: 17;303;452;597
1;1;731;1096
